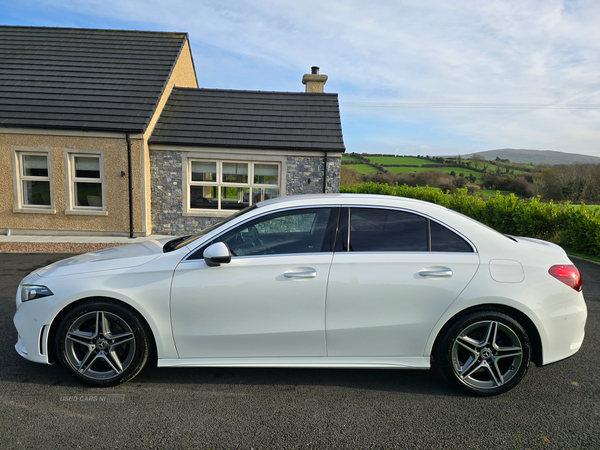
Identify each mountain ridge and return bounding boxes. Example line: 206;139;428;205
462;149;600;165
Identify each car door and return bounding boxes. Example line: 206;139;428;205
170;207;339;358
325;207;480;357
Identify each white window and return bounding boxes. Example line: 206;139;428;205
66;152;106;214
12;149;54;212
188;160;280;211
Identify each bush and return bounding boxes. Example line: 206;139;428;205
340;183;600;256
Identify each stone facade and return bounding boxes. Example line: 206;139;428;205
150;150;342;235
150;150;222;235
286;155;341;195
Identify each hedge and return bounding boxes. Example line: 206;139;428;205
340;182;600;257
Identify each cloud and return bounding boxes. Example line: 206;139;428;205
10;0;600;155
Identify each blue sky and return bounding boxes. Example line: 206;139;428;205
3;0;600;157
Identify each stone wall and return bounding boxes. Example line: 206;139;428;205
150;150;342;235
285;155;341;195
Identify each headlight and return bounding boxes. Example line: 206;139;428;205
21;285;54;302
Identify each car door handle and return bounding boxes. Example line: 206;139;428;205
284;269;317;278
419;268;453;277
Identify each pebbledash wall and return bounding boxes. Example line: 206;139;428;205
150;149;342;235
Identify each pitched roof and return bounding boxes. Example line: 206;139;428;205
0;26;190;133
149;88;346;152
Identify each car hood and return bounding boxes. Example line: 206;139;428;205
31;238;172;279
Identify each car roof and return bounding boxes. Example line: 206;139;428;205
256;193;441;209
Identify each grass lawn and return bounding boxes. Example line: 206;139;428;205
570;204;600;211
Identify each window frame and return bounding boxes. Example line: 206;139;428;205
186;158;282;214
64;150;107;216
12;147;55;214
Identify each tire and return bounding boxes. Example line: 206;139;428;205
434;310;531;396
55;300;150;387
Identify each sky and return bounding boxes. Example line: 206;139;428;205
2;0;600;157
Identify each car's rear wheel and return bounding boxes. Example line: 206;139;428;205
435;310;531;396
56;301;150;387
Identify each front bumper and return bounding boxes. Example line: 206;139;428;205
13;294;56;365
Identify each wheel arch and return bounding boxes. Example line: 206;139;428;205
46;296;158;365
431;304;543;366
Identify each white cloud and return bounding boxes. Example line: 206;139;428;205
17;0;600;155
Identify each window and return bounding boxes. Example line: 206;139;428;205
199;208;333;257
66;152;105;213
188;160;280;211
13;150;53;211
430;220;473;252
345;208;473;253
350;208;428;252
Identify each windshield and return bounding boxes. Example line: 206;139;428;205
168;205;258;252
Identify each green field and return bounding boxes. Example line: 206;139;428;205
385;166;484;179
366;156;439;165
477;189;517;197
349;164;381;174
342;155;363;163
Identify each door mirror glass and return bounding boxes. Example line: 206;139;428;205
203;242;232;267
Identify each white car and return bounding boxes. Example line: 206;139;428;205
14;194;587;395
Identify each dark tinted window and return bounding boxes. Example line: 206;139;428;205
349;208;427;252
430;221;473;252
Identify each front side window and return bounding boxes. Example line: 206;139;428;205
209;208;333;257
67;153;104;211
189;160;280;211
15;151;53;209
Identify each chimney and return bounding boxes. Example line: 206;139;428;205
302;66;328;93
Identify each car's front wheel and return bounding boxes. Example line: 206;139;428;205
56;300;150;387
435;310;531;396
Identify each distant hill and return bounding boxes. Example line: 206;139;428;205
462;149;600;165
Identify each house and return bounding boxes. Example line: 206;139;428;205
0;26;345;237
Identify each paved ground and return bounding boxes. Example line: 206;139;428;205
0;234;172;253
0;253;598;449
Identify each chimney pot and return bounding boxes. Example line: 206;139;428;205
311;66;319;74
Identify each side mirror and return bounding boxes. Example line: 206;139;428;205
203;242;231;267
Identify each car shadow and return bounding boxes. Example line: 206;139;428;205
1;351;466;397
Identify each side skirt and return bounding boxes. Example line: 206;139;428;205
157;356;430;369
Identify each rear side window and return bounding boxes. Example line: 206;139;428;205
346;207;474;253
349;208;428;252
430;220;473;252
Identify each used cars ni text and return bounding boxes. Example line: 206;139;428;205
14;194;587;395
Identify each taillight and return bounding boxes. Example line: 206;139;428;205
548;265;582;292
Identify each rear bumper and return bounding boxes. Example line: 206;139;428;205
534;291;587;365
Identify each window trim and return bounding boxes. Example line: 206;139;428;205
12;147;56;214
64;149;107;216
184;157;282;215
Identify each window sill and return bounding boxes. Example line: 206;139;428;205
65;209;108;216
13;207;56;215
183;210;238;218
